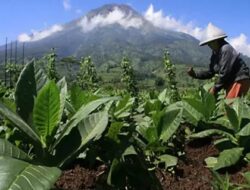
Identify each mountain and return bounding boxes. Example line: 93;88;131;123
0;4;249;73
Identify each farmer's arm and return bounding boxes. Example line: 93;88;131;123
192;54;216;79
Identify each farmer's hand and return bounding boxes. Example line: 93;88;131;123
209;87;215;95
209;87;218;99
187;67;196;78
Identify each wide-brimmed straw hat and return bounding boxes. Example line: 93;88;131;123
199;23;227;46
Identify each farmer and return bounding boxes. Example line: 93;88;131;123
187;24;250;98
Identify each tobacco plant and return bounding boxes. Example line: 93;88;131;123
77;56;99;91
190;98;250;170
44;48;59;81
0;60;116;189
163;49;180;103
121;57;139;107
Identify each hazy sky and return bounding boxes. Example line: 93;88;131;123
1;0;250;55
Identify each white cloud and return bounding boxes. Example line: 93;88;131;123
78;7;143;32
144;4;203;39
144;4;250;57
63;0;71;11
229;34;250;57
18;24;63;42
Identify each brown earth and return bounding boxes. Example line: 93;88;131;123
55;138;250;190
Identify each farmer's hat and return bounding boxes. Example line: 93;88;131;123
199;23;227;46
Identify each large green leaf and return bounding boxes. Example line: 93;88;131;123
213;147;244;170
156;154;178;168
182;88;216;123
182;101;203;125
0;102;41;144
159;108;182;142
231;98;244;124
57;77;67;122
78;111;109;145
57;111;109;167
70;85;87;111
33;81;60;146
70;86;99;111
213;116;234;131
0;139;31;161
0;156;61;190
107;122;124;143
144;99;163;115
15;60;37;123
200;88;216;120
158;89;170;104
114;95;134;118
183;98;205;118
145;127;158;143
136;116;153;141
237;123;250;136
189;129;237;143
243;171;250;184
34;65;48;92
53;96;118;148
225;103;240;131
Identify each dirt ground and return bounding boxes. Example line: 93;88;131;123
55;138;250;190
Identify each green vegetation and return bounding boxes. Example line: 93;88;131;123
0;49;250;189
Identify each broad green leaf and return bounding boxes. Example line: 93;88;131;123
145;127;158;143
182;101;203;125
64;100;76;116
245;153;250;162
15;60;37;123
54;97;118;148
183;98;205;119
70;86;99;111
213;138;236;151
157;154;177;168
0;156;61;190
114;95;134;118
2;97;16;112
33;81;60;145
158;89;170;104
144;99;163;115
0;102;41;144
58;111;109;167
57;77;67;122
225;103;240;131
205;157;218;168
0;139;31;161
152;109;165;129
136;116;152;140
231;98;243;124
243;172;250;184
189;129;237;143
78;111;109;143
242;101;250;120
107;122;124;143
34;65;48;92
159;108;182;142
200;88;216;120
237;123;250;136
213;116;234;130
122;146;137;158
70;85;87;111
213;147;244;170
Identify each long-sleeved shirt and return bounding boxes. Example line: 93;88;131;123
195;42;250;93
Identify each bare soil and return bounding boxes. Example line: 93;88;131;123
55;138;250;190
